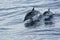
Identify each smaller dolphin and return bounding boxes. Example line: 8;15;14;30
43;8;51;16
43;8;54;18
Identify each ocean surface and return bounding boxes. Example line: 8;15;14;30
0;0;60;40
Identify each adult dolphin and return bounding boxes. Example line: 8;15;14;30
24;8;40;21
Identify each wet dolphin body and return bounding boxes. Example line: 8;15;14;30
24;8;41;27
24;8;34;21
43;9;54;21
24;8;40;21
43;9;50;15
43;9;54;25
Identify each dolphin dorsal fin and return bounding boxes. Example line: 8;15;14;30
32;7;34;11
48;8;50;12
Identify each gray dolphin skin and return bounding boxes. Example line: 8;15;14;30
24;8;54;25
24;8;54;22
43;8;51;16
43;8;53;19
24;7;39;21
24;8;34;21
43;9;54;25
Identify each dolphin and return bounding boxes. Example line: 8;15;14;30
24;8;39;21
